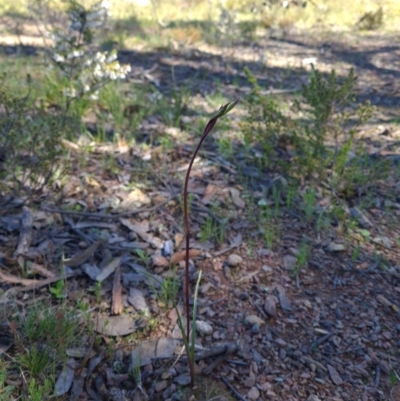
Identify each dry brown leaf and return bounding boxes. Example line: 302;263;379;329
63;240;103;267
170;249;202;265
152;255;169;267
174;233;184;249
93;315;147;336
112;266;123;315
201;184;219;204
96;256;123;282
120;218;149;235
119;188;151;209
230;188;245;209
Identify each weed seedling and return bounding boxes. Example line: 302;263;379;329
92;281;102;304
49;280;66;299
293;239;310;276
303;188;316;222
134;249;151;268
0;361;14;400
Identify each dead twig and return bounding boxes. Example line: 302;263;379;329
220;377;247;401
40;194;178;220
18;270;81;292
202;343;237;375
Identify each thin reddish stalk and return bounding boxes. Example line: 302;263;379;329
183;119;218;340
183;100;238;386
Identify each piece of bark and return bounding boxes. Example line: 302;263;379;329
64;240;103;267
14;206;32;257
112;266;123;315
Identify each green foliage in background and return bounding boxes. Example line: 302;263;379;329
0;73;67;199
240;65;384;198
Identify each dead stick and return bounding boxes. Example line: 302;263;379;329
18;271;81;292
220;377;247;401
40;194;178;220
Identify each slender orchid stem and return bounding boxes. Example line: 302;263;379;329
182;99;238;386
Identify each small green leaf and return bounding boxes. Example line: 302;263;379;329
357;229;371;238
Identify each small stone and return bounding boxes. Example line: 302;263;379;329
244;315;265;326
243;376;256;387
258;381;272;391
196;320;213;335
321;320;334;329
306;396;322;401
228;254;243;267
251;324;260;335
327;364;343;385
171;392;182;400
372;235;391;248
213;331;220;340
163;384;176;399
275;338;287;347
377;294;392;307
334;308;344;320
382;331;392;340
262;265;273;273
247;386;260;400
174;374;191;386
223;265;231;279
274;285;292;311
264;295;278;317
200;282;213;295
279;348;287;359
155;381;168;392
283;254;297;270
163;240;174;256
240;292;250;301
327;242;345;252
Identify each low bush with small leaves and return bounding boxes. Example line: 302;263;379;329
240;65;383;198
0;74;67;200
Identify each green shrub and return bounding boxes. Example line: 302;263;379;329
0;74;67;199
241;66;379;197
356;7;384;31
